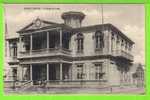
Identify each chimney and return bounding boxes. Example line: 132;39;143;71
61;11;85;28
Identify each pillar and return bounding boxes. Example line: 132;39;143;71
60;63;63;80
30;64;32;81
19;64;23;81
30;34;32;54
47;31;49;49
19;36;22;53
70;64;72;80
126;43;129;53
108;31;112;54
129;44;132;54
113;35;116;54
59;29;62;48
22;66;23;81
71;64;75;80
19;36;24;56
47;64;49;81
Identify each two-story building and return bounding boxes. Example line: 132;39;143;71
6;11;134;87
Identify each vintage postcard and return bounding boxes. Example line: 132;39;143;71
4;4;145;94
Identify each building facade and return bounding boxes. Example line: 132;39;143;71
5;11;135;87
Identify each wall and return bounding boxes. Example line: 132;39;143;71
72;59;108;81
70;29;111;57
107;59;121;86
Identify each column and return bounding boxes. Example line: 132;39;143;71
19;36;22;55
47;64;49;81
120;71;123;86
111;33;114;53
60;63;63;80
30;64;32;81
126;43;129;53
123;41;125;51
119;39;121;51
30;34;32;54
70;64;73;80
108;31;112;54
114;35;116;54
47;31;49;49
122;71;125;85
129;44;132;54
20;64;23;81
59;29;62;48
22;66;24;81
71;64;75;80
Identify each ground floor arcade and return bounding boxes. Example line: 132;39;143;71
5;58;139;87
21;63;72;84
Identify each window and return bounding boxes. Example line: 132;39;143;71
77;64;84;79
12;68;17;80
10;42;17;57
95;31;104;50
76;33;84;53
95;63;104;80
32;32;47;50
23;35;30;51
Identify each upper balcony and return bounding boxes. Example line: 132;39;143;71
18;48;71;59
112;50;133;61
18;28;72;59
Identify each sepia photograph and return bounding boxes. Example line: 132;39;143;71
4;4;145;94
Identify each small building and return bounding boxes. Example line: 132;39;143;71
131;64;145;87
5;11;135;87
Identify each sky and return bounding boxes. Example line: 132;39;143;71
4;4;145;64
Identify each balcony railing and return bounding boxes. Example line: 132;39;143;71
19;48;71;58
8;56;19;63
112;50;133;61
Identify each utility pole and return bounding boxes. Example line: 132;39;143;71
4;8;8;57
101;4;104;25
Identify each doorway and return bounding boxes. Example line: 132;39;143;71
32;64;47;85
49;64;60;80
